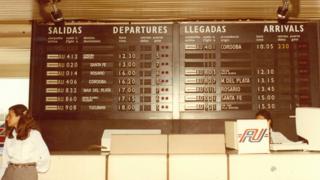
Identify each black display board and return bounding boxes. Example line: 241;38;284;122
179;22;320;119
30;21;319;121
31;22;174;120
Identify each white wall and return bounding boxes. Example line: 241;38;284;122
0;78;29;124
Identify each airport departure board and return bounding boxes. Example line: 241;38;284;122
31;22;174;120
30;21;319;120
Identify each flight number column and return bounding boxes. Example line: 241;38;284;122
44;36;80;112
182;36;217;112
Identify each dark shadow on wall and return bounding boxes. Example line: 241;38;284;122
39;119;226;151
39;113;298;151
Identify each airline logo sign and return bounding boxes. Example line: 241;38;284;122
236;120;270;154
239;128;269;143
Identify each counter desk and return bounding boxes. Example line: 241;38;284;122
1;151;319;180
228;151;320;180
0;152;107;180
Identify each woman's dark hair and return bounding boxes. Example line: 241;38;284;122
256;109;272;120
6;104;40;140
256;109;273;128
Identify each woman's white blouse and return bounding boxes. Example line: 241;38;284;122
270;129;292;144
0;129;50;178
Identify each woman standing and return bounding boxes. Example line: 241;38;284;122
0;104;50;180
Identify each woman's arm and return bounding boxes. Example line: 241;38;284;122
32;130;50;173
0;138;10;179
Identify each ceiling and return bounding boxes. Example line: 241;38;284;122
0;0;320;21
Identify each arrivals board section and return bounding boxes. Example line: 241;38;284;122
30;21;320;120
179;22;319;119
